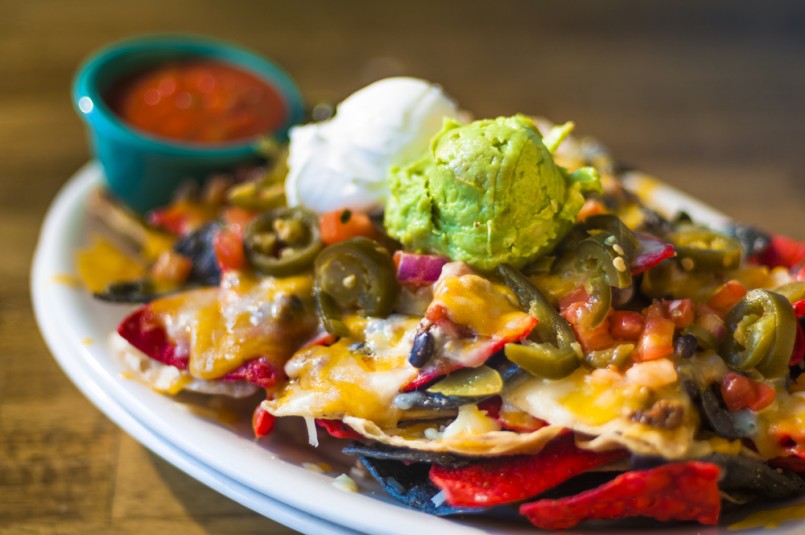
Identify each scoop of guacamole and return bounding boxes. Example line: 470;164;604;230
384;115;600;270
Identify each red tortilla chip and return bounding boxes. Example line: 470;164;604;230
221;357;283;389
316;419;363;440
118;306;188;369
429;433;627;507
520;461;721;529
118;306;283;389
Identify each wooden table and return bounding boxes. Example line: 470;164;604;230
2;1;803;533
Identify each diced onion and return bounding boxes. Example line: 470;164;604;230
395;251;448;285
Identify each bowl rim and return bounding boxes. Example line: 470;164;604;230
72;33;305;156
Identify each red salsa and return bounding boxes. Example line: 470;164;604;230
105;60;286;144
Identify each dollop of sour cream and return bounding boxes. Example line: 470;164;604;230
285;77;460;214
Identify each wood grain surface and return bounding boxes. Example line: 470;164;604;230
2;1;804;534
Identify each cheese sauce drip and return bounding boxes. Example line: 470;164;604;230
149;272;317;379
267;315;419;427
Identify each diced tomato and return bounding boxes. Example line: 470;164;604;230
213;227;247;272
252;405;275;438
319;208;377;245
721;372;776;412
562;302;615;352
609;311;644;340
636;304;675;361
707;280;747;315
558;287;588;311
576;199;607;222
222;206;257;236
663;299;695;329
561;294;616;353
147;199;218;236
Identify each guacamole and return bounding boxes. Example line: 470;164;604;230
384;115;600;270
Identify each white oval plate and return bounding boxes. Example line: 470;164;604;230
32;163;805;535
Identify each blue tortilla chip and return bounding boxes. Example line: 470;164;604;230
343;441;473;468
358;456;485;516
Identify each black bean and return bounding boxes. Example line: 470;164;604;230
408;328;435;368
173;222;222;286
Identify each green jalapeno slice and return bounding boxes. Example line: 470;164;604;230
313;237;399;335
576;232;632;289
244;207;322;277
584;214;639;261
774;281;805;304
667;227;742;272
496;264;576;348
569;232;631;328
504;342;580;380
722;289;797;378
426;366;503;397
496;265;581;379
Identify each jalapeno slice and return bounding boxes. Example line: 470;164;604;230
667;227;742;272
504;342;580;379
775;281;805;304
569;232;631;328
496;265;581;378
314;237;399;334
576;232;632;289
496;264;576;348
426;366;503;398
584;214;639;261
244;207;322;277
722;289;797;378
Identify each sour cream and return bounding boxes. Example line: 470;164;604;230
285;77;460;214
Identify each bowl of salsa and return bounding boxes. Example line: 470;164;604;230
73;35;304;212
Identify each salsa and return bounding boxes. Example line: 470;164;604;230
105;60;286;144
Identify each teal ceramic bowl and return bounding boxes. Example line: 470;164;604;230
72;35;304;213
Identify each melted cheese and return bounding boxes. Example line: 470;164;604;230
149;272;317;379
75;235;146;292
266;315;419;426
431;272;535;339
441;404;501;438
343;416;564;456
506;367;703;459
753;390;805;459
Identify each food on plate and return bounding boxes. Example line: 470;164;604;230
284;76;460;214
384;114;600;270
78;76;805;530
105;60;288;144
